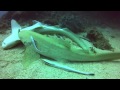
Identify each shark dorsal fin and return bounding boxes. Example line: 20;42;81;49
11;19;21;34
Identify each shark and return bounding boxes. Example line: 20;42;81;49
18;30;120;75
2;19;41;49
1;19;96;75
2;19;92;54
3;19;120;75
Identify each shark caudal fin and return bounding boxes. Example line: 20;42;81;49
11;19;21;34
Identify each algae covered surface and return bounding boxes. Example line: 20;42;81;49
0;26;120;79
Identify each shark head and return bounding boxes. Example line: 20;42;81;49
2;19;21;49
2;34;20;49
2;19;43;49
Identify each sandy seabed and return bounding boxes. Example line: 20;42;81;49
0;26;120;79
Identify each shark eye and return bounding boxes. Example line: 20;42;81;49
2;42;6;48
2;41;6;45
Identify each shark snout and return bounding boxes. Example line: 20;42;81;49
2;34;20;49
2;41;7;49
2;39;14;49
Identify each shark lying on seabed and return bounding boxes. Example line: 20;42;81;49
2;19;92;54
18;30;120;75
2;19;97;75
2;19;120;75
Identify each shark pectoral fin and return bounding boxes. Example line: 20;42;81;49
22;45;40;69
42;59;94;75
30;36;46;53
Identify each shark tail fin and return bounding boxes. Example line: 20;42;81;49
11;19;21;34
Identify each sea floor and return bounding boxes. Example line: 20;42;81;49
0;26;120;79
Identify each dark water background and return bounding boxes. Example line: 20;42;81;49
0;11;8;18
0;11;120;30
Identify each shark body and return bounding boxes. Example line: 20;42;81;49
19;30;120;62
2;19;90;52
18;31;120;75
3;20;120;75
